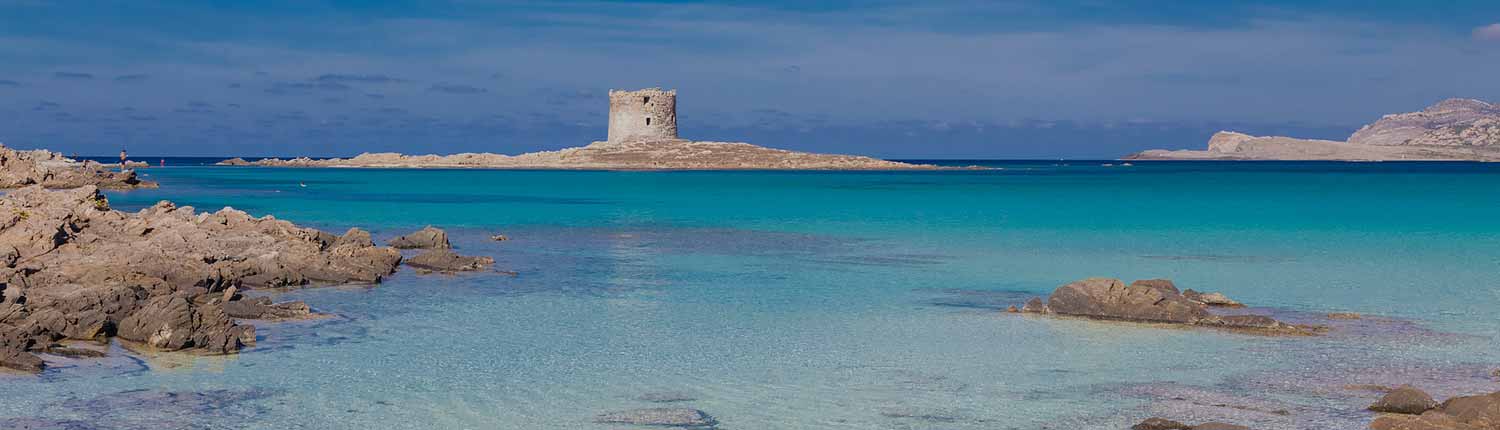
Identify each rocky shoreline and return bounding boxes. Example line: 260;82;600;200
218;138;938;170
1127;99;1500;161
0;144;155;189
0;185;496;373
1009;278;1323;336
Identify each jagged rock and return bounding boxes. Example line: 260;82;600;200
1368;385;1438;415
0;186;400;360
1013;278;1317;335
1369;390;1500;430
116;291;253;354
1183;289;1244;308
223;297;312;320
1133;417;1191;430
388;226;450;249
0;144;155;189
594;408;717;427
1046;278;1210;324
405;249;493;273
1350;98;1500;147
1;345;44;372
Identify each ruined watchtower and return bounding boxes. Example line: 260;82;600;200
607;88;678;142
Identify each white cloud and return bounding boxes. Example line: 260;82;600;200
1475;23;1500;42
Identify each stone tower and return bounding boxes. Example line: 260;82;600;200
607;88;678;142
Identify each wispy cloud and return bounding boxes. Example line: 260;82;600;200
1476;23;1500;42
113;74;149;83
52;71;93;80
427;83;487;94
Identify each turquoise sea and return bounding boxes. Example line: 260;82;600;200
4;161;1500;429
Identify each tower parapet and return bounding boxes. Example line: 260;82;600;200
607;88;678;142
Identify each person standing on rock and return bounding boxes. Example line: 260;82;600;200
119;149;128;172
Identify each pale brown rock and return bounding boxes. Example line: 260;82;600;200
1329;312;1363;320
388;226;450;249
405;249;494;273
1014;278;1317;335
0;185;401;367
0;144;155;189
1368;390;1500;430
1133;417;1192;430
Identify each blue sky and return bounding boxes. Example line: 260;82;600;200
1;0;1498;158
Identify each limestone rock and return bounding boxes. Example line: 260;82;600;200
1013;278;1316;335
0;144;155;189
388;226;450;249
1368;385;1438;415
405;249;494;273
593;408;717;427
1350;99;1500;147
1045;277;1210;324
0;185;400;361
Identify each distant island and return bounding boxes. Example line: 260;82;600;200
221;88;935;170
1127;98;1500;161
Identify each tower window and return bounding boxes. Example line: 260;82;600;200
646;118;651;126
643;96;650;104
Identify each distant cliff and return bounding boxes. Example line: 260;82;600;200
1127;99;1500;161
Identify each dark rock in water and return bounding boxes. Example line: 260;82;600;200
224;296;312;320
1020;297;1048;313
1191;423;1251;430
490;234;509;241
388;226;450;249
594;407;717;427
1368;390;1500;430
878;406;965;423
1;345;44;372
1133;417;1192;430
637;391;698;403
1011;278;1318;335
42;345;107;358
1046;278;1209;324
406;249;494;273
116;292;254;354
1368;385;1438;415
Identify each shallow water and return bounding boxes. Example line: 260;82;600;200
5;161;1500;429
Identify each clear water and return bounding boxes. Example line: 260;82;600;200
4;161;1499;429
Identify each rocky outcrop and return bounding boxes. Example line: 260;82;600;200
1350;99;1500;147
1368;390;1500;430
1127;99;1500;161
405;249;493;273
594;408;717;428
1014;278;1320;335
1368;386;1438;415
388;226;450;249
217;139;937;170
0;186;401;372
0;144;155;189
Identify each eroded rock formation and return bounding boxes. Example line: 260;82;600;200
388;226;450;249
0;186;401;372
0;144;155;189
1127;99;1500;161
1369;389;1500;430
1012;278;1320;335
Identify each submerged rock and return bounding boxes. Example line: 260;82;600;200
1329;312;1363;320
1368;385;1438;415
1133;417;1191;430
223;296;312;320
0;186;401;368
594;407;717;428
1369;390;1500;430
637;391;698;403
405;249;494;273
1012;278;1319;335
387;226;450;249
